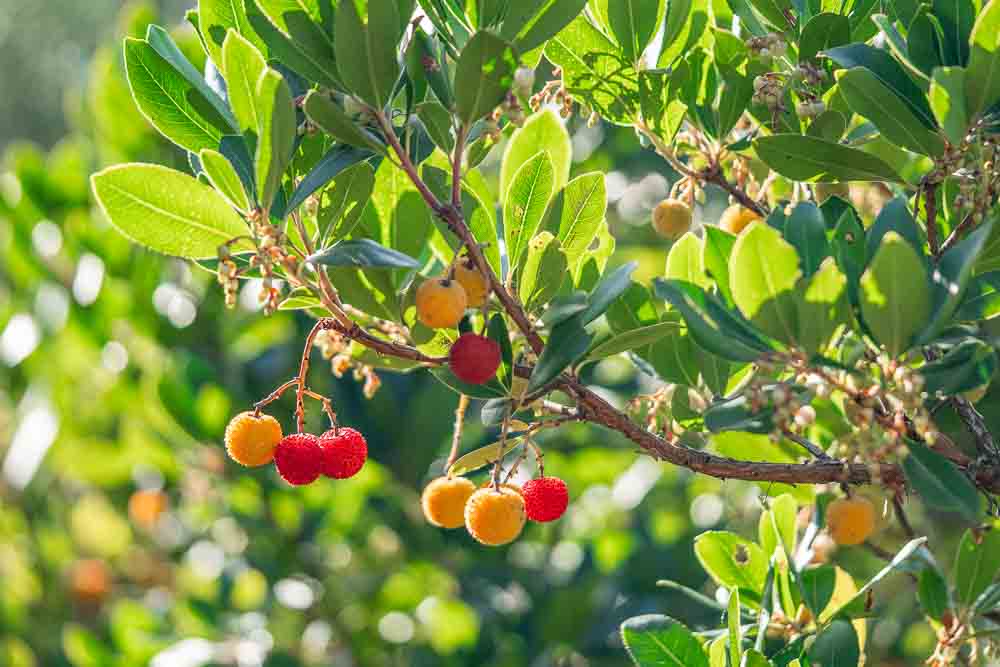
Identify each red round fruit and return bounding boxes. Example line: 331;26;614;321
522;476;569;522
319;427;368;479
274;433;323;485
449;333;501;385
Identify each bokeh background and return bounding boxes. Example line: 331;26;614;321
0;2;951;665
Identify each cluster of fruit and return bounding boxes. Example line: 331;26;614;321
421;475;569;546
415;258;503;385
224;411;368;485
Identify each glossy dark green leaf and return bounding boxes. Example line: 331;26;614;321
800;13;851;62
308;239;420;269
921;222;993;341
918;567;951;620
430;367;509;401
859;231;930;356
527;314;593;392
581;262;637;324
966;0;1000;115
754;134;903;182
488;314;514;389
455;31;518;125
800;565;836;615
929;66;971;145
783;202;830;277
809;619;859;667
334;0;401;108
955;528;1000;604
303;90;384;150
956;272;1000;320
317;161;376;244
904;439;979;521
922;339;997;396
283;146;373;219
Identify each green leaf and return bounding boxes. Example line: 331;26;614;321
730;223;802;344
307;239;420;269
199;0;269;67
836;67;945;156
694;531;769;605
659;0;709;67
832;537;930;617
316;160;375;244
741;649;771;667
800;13;851;62
488;313;514;389
929;66;971;145
666;232;709;289
859;232;930;356
753;134;903;182
284;146;373;221
279;288;323;311
446;437;524;476
585;321;682;361
955;528;1000;604
639;70;688;144
973;581;1000;614
582;262;638;323
703;226;738;303
904;439;979;522
865;197;923;262
809;619;859;667
371;160;434;268
254;68;296;212
505;152;556;274
221;29;268;137
922;339;997;396
123;37;231;152
199;148;252;212
528;314;593;392
335;0;401;108
620;615;709;667
302;90;384;151
918;567;951;620
908;10;947;78
759;494;798;559
783;202;830;278
455;31;518;124
654;279;774;362
822;43;936;128
933;0;975;66
807;110;848;142
957;272;1000;320
500;109;571;199
91;163;250;259
545;13;640;125
416;102;455;153
255;0;339;87
717;65;753;140
408;28;454;108
728;588;742;667
544;173;607;271
145;25;238;131
500;0;589;53
795;258;849;356
519;231;568;311
607;0;666;64
800;566;837;615
966;0;1000;116
922;222;995;340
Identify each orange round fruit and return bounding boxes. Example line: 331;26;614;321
719;204;761;234
651;198;693;239
825;496;876;546
464;487;526;546
128;489;168;528
452;258;490;308
415;278;468;329
422;476;477;528
224;411;282;467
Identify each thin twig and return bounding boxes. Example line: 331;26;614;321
446;394;470;473
784;432;832;460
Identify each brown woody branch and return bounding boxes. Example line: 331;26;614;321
314;105;1000;494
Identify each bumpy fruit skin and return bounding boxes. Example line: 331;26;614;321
452;259;490;307
719;205;761;235
416;278;468;329
422;476;477;528
319;427;368;479
522;477;569;522
449;333;502;384
814;182;850;203
465;487;526;546
651;198;693;239
225;411;283;467
274;434;323;486
825;496;876;546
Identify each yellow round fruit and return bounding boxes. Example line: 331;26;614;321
651;198;693;239
224;411;282;467
825;496;876;546
422;476;477;529
719;204;761;235
814;182;850;203
416;278;468;329
452;258;490;308
464;487;526;546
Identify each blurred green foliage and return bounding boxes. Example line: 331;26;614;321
0;3;968;665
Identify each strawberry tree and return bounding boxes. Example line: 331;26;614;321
87;0;1000;664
